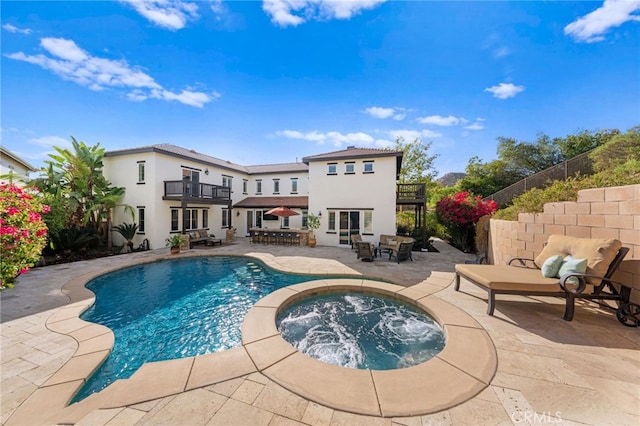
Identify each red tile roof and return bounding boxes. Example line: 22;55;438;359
233;196;309;208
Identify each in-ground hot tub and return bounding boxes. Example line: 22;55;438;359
277;291;446;370
241;278;498;417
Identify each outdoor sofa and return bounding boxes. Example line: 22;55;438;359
455;235;637;326
187;229;222;248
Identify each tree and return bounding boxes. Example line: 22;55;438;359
394;137;439;183
554;128;620;160
457;157;523;197
496;134;562;176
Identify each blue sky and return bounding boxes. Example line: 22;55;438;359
2;0;639;177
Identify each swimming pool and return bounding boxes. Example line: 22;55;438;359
74;256;360;402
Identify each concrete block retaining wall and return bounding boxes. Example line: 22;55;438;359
488;184;640;303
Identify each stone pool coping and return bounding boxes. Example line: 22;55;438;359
6;253;497;425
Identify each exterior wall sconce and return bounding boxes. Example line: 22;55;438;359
204;168;209;175
318;211;322;217
236;211;240;216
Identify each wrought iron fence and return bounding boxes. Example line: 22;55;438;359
485;150;594;207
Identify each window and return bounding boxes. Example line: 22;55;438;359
256;180;262;194
291;178;298;194
363;161;374;173
202;209;208;229
222;175;232;188
138;207;145;232
273;179;280;194
186;209;198;230
243;179;248;194
345;162;355;174
171;209;179;231
222;208;230;228
364;210;373;233
328;211;336;231
302;210;308;228
283;217;289;228
327;163;337;175
137;161;145;183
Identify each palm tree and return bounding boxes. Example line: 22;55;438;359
112;223;139;252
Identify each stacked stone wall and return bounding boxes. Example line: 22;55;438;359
488;184;640;302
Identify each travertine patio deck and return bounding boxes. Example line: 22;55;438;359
1;238;639;425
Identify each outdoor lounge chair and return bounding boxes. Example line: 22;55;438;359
454;235;636;326
351;234;363;249
389;240;414;263
356;241;375;262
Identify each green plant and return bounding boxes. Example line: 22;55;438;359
49;226;100;254
307;213;320;231
165;234;184;248
0;183;50;289
113;222;138;251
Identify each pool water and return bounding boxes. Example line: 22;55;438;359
277;293;445;370
74;256;356;402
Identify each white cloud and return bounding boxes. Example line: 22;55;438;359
364;106;394;119
417;115;464;127
464;122;485;131
2;23;31;34
28;136;71;148
262;0;386;27
364;106;407;121
120;0;199;30
388;129;442;141
6;37;217;108
565;0;640;43
484;82;525;99
276;129;375;147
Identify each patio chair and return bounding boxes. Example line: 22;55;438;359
356;241;375;262
351;234;363;249
454;235;636;325
389;241;414;263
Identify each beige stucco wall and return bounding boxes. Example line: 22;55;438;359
307;156;397;246
105;151;310;249
488;184;640;302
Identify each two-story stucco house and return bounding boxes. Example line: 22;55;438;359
104;144;422;250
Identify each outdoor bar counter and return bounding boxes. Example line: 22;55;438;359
249;228;310;246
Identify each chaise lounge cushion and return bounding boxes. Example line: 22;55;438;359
533;235;622;284
455;264;572;293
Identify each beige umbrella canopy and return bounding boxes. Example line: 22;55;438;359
265;206;300;218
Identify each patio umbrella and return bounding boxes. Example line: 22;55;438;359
265;206;300;217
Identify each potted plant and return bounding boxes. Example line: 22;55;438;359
165;234;184;254
307;213;320;247
113;223;138;252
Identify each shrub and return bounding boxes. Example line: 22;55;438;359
0;184;49;289
435;192;497;252
495;159;640;220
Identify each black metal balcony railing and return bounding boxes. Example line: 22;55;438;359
163;180;231;203
396;183;426;204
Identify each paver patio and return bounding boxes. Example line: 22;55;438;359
1;238;639;425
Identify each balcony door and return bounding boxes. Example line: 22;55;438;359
339;211;360;246
182;169;200;196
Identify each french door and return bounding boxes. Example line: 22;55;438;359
339;211;360;245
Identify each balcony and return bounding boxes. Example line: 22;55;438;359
163;180;231;205
396;183;426;205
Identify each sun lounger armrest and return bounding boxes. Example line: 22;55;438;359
506;257;536;268
559;273;626;295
